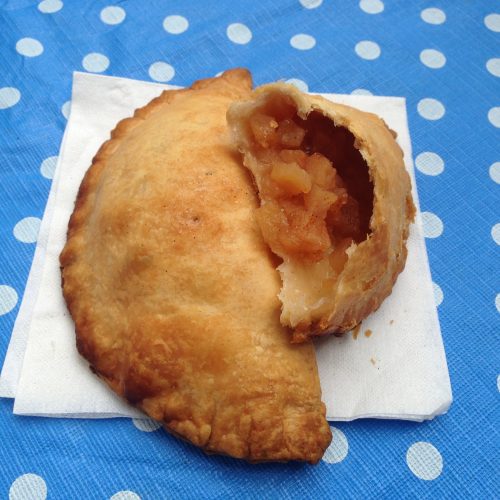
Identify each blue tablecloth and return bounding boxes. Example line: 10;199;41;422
1;1;499;498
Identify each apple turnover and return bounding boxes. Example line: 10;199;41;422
227;83;415;342
60;70;331;463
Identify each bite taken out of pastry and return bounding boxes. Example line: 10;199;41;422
60;70;331;463
227;83;415;343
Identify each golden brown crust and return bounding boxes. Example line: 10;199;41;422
60;70;331;463
227;83;415;342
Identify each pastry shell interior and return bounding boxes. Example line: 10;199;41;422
227;84;415;342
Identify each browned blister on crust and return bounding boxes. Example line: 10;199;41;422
60;69;331;463
227;83;415;342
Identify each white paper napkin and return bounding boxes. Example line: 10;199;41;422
0;72;452;421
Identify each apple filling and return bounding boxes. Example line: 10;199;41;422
242;95;374;327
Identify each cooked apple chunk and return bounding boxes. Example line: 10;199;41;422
227;83;415;342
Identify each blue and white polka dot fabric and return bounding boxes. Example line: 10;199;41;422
0;1;498;497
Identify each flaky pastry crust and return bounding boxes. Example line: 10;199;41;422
227;83;415;342
60;70;331;463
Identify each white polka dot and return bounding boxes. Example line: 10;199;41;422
351;88;373;96
38;0;62;14
486;58;500;78
163;15;189;35
495;293;500;314
16;38;43;57
421;8;446;25
417;98;445;120
82;53;110;73
290;34;316;50
355;40;381;60
100;6;126;25
497;374;500;391
148;62;175;82
490;162;500;184
415;152;444;176
133;418;162;432
110;491;141;500
492;223;500;245
432;282;443;307
299;0;323;8
484;14;500;32
40;156;58;179
322;427;349;463
421;211;443;238
9;473;47;500
488;107;500;128
0;87;21;109
61;100;71;119
420;49;446;69
0;285;18;316
227;23;252;44
14;217;41;243
286;78;308;92
406;442;443;480
359;0;384;15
